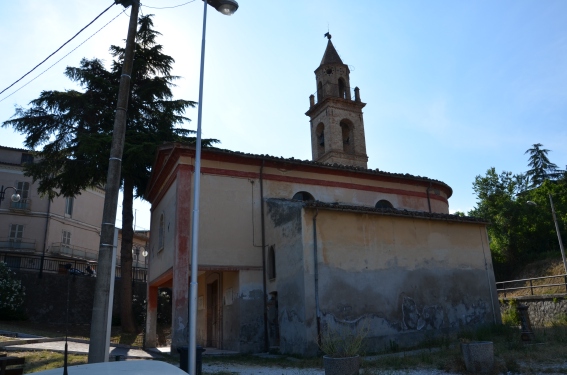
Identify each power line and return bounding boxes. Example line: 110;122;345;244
0;8;127;104
0;2;116;97
142;0;195;9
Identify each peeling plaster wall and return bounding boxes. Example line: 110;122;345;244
269;204;499;355
309;209;500;352
238;270;264;353
265;199;313;355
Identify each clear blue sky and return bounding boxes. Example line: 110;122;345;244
1;0;566;230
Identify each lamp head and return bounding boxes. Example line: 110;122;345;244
142;249;148;257
11;193;21;203
206;0;238;15
526;201;537;206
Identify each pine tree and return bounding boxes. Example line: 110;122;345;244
3;15;216;332
525;143;562;188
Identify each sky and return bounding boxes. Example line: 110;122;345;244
0;0;566;231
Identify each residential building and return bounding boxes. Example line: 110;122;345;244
0;145;105;268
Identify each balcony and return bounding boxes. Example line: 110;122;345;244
0;237;36;253
50;242;99;262
9;198;32;212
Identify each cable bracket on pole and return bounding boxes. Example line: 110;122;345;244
116;106;127;112
121;74;131;79
101;243;117;248
109;157;122;161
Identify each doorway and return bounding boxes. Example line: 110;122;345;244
206;274;221;348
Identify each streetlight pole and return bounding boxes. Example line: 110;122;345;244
0;185;20;205
188;1;238;373
527;195;567;275
549;194;567;275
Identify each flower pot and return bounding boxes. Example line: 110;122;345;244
461;341;493;374
323;355;360;375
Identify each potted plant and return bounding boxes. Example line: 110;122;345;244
319;323;367;375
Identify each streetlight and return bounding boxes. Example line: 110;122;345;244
527;195;567;275
132;244;148;281
188;0;238;373
0;185;21;205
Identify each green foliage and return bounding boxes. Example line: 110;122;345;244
501;299;520;326
319;322;368;358
469;144;567;280
2;15;218;332
3;15;216;200
0;262;26;320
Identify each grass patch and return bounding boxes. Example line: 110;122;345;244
3;351;87;374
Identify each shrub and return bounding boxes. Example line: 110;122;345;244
319;321;368;358
0;261;26;320
501;299;520;326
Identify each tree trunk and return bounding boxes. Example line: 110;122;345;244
120;176;136;333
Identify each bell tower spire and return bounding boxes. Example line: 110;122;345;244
306;35;368;168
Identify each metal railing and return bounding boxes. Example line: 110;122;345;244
496;274;567;297
9;198;32;211
0;237;36;252
0;251;147;282
50;242;99;261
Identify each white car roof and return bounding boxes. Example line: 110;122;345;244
32;360;187;375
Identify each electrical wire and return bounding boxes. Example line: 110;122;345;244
142;0;195;9
0;2;117;97
0;8;127;104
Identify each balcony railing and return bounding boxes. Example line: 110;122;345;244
9;198;32;211
0;237;36;252
50;242;99;261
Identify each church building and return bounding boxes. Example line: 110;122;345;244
143;37;500;355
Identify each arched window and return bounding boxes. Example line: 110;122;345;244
316;122;325;157
340;120;354;154
317;81;323;102
338;78;346;99
293;191;315;201
158;214;165;251
268;246;276;280
375;200;394;209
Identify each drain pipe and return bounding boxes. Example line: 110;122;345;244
259;159;269;352
313;209;321;344
426;183;432;213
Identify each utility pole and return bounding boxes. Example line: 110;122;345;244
88;0;139;363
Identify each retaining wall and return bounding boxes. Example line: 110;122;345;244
500;294;567;327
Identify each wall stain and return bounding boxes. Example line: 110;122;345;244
266;199;302;236
402;296;444;331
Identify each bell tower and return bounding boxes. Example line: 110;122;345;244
305;34;368;168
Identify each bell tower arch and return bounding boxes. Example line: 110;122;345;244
306;34;368;168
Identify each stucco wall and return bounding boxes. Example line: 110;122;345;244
148;179;178;283
265;199;313;354
267;202;500;355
